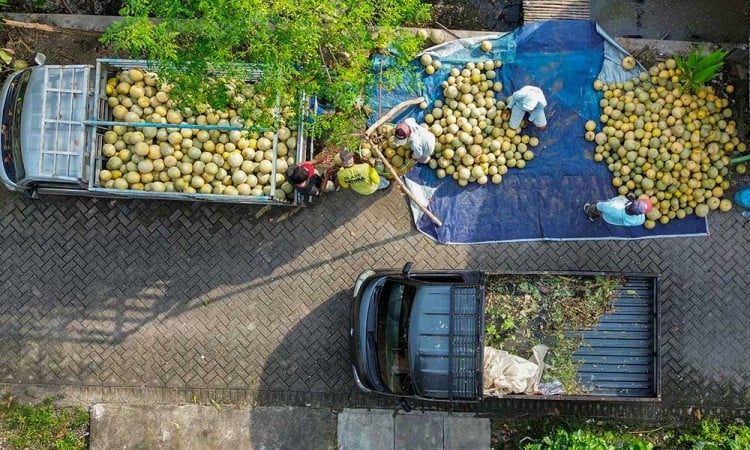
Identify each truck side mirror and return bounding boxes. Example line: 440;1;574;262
33;53;46;66
401;262;413;277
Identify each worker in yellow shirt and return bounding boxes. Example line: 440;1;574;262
336;149;390;195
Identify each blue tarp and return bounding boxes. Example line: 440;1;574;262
368;20;708;244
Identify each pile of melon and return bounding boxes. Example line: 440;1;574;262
98;68;299;199
586;57;747;228
373;58;540;186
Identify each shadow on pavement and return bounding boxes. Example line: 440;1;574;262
0;187;412;388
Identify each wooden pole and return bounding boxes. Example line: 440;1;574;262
365;97;425;136
364;96;442;227
368;140;443;227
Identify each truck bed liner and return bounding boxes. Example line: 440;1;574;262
571;275;659;398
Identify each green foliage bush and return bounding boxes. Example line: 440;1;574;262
524;428;652;450
675;45;727;94
676;417;750;449
505;418;750;450
102;0;432;148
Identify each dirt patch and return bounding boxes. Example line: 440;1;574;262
0;23;111;67
7;0;121;15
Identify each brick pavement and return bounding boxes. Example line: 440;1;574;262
0;185;748;421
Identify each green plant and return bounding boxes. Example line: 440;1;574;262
675;45;727;94
0;395;89;450
484;275;622;393
493;417;749;450
486;323;502;343
676;418;750;449
525;429;617;450
101;0;431;149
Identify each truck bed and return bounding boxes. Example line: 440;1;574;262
572;275;660;398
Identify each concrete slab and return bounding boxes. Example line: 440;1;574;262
338;409;395;450
89;404;337;450
444;415;491;450
248;406;337;450
394;411;445;450
89;403;251;450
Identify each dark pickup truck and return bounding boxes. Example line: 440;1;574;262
350;263;660;403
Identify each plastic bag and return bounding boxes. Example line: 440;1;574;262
483;345;548;398
537;379;565;396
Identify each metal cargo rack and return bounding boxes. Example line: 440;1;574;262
448;284;486;401
37;65;91;183
85;59;312;205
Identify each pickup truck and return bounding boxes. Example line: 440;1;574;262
0;59;311;205
350;263;660;403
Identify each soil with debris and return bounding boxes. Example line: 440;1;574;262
7;0;121;15
0;24;111;68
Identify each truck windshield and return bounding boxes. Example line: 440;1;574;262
375;280;415;395
1;70;30;184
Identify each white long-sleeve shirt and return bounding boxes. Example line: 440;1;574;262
507;85;547;112
402;118;435;162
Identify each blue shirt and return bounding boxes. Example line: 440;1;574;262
596;196;646;226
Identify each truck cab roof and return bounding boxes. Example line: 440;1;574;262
350;266;485;403
20;65;91;183
408;282;485;401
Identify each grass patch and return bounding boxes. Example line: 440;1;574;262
491;416;750;449
484;274;624;393
0;395;89;450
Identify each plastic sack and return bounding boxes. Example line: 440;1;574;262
537;379;565;396
483;344;548;398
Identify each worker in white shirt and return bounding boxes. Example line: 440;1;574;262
393;118;436;164
506;85;548;131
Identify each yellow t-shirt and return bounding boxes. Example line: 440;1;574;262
337;163;381;195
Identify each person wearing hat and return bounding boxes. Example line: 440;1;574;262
584;195;653;227
394;118;435;164
505;85;547;131
286;160;336;197
336;149;389;195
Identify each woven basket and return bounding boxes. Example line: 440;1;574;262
376;158;416;179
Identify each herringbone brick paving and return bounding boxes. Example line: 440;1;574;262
0;186;748;417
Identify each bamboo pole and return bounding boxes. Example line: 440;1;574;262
368;140;443;227
365;97;425;135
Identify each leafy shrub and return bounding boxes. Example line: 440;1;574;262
524;428;652;450
496;417;750;450
675;45;727;94
101;0;432;148
675;418;750;449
